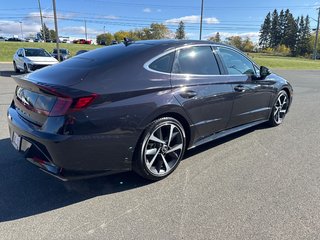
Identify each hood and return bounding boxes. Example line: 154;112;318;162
26;56;58;63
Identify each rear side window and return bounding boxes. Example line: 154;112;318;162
149;52;175;73
172;46;220;75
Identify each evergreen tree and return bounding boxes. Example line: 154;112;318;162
40;23;50;41
259;12;271;48
270;9;281;47
175;21;186;39
283;11;298;55
279;10;286;44
297;15;312;56
209;32;221;42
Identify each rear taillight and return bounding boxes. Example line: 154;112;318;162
73;94;97;109
49;97;73;116
16;85;98;117
49;94;98;116
37;86;98;117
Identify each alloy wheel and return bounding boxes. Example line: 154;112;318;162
143;122;184;177
273;91;289;124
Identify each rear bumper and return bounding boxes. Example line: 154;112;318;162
7;106;134;180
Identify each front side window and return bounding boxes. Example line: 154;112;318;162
172;46;220;75
217;47;255;75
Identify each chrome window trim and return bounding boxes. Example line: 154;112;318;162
143;43;258;77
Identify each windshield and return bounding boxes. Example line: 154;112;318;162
53;49;67;54
25;48;51;57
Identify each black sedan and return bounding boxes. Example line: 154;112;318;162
7;40;293;181
52;48;70;61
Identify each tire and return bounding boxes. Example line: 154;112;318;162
134;117;186;181
268;90;289;127
13;61;20;73
23;64;28;73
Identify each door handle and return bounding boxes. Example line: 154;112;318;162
234;85;246;92
180;90;197;99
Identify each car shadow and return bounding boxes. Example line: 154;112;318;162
0;123;267;222
0;138;151;222
0;70;21;77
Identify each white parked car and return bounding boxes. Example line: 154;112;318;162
13;48;59;73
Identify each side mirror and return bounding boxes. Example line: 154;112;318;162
18;53;23;57
260;66;271;79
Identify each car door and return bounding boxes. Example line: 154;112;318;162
15;49;22;69
17;49;25;69
216;46;274;128
171;45;234;143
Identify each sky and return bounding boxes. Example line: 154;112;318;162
0;0;319;42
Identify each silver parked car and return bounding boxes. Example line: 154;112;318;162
13;48;58;73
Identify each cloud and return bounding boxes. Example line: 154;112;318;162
24;10;76;26
103;15;118;20
165;15;220;25
143;8;151;13
157;9;162;12
0;20;41;37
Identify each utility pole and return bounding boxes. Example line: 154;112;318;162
85;19;88;40
37;0;46;42
52;0;60;61
313;7;320;60
103;26;106;34
199;0;204;40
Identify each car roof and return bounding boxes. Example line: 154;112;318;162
133;39;229;48
22;47;45;50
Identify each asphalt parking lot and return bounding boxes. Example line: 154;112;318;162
0;63;320;240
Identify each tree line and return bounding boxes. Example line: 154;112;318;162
97;22;187;45
259;9;312;56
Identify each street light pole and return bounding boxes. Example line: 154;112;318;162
52;0;60;61
85;19;88;40
199;0;204;40
313;7;320;60
19;21;23;39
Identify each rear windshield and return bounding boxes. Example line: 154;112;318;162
60;43;154;68
25;48;51;57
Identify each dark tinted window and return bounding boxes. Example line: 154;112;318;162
149;52;175;73
25;48;51;57
173;46;220;75
217;47;255;75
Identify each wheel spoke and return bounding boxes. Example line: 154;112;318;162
146;148;157;155
150;133;165;144
277;109;281;122
159;127;163;141
161;154;171;172
146;148;161;168
168;125;175;147
167;144;183;153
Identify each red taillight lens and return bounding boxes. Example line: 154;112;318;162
49;97;73;116
73;94;97;109
49;94;98;116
